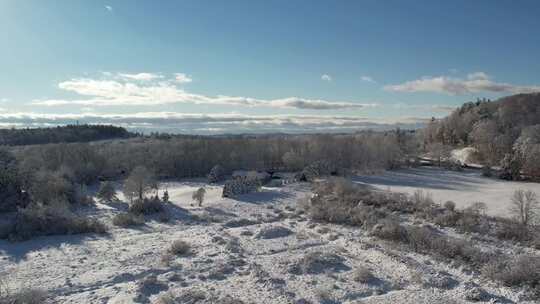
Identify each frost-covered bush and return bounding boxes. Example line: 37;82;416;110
297;160;337;182
7;202;107;241
129;196;164;215
222;176;261;197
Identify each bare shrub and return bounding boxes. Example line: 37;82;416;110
136;275;168;299
412;189;435;213
509;189;539;226
0;286;49;304
315;286;337;304
168;239;191;256
8;203;107;241
255;226;293;239
129;197;164;215
483;255;540;288
113;212;144;227
372;217;407;242
353;266;374;283
289;251;349;275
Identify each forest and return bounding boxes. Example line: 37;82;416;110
0;124;133;146
422;93;540;179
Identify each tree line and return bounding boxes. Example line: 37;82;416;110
1;130;419;212
0;124;133;146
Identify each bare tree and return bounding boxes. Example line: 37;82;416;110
123;166;157;203
509;189;539;226
192;187;206;207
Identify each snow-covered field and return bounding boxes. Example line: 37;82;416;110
0;170;539;303
354;167;540;217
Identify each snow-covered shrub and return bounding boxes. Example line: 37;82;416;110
222;176;261;197
297;160;337;182
129;196;164;215
112;212;144;227
7;202;107;241
207;165;226;183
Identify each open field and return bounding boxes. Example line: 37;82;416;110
1;173;539;303
354;167;540;217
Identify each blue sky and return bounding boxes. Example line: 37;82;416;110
1;0;539;133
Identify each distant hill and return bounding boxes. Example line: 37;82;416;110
0;124;134;146
423;92;540;178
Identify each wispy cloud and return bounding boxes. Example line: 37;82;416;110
105;5;113;12
361;75;376;83
321;74;332;82
174;73;193;84
32;73;374;110
117;73;162;81
385;72;540;95
0;98;8;103
0;111;427;134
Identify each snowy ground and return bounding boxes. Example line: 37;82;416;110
353;167;540;217
0;170;539;303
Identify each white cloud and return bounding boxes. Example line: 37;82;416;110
32;73;374;110
385;72;540;95
174;73;193;84
105;5;113;12
361;76;376;83
0;98;8;103
118;73;162;81
0;111;427;134
321;74;332;82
